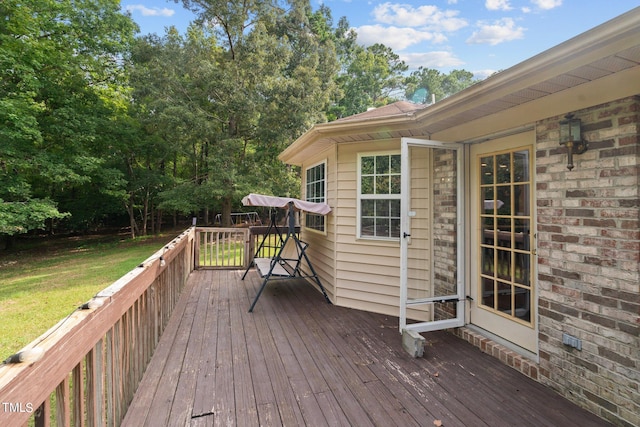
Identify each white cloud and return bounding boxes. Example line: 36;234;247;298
371;3;468;32
355;25;447;51
473;69;499;79
401;51;465;69
531;0;562;10
125;5;175;17
466;18;525;45
485;0;512;11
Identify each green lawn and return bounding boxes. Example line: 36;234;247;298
0;233;175;359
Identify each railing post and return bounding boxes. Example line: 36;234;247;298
245;228;251;269
194;228;201;269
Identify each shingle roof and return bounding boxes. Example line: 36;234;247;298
335;101;426;123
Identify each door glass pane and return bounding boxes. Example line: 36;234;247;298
514;219;530;250
513;150;529;182
514;252;530;286
514;287;531;322
482;277;495;307
496;154;511;184
496;185;511;215
481;156;494;184
482;218;495;245
514;184;529;216
496;226;511;248
477;148;533;325
482;246;494;275
496;249;511;279
497;281;512;314
481;187;494;213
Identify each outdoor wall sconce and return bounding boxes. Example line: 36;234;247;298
559;113;588;171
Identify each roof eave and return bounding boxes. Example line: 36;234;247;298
279;112;421;164
280;7;640;165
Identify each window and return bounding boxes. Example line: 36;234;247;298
305;161;326;232
358;153;401;239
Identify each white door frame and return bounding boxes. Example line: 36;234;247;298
400;137;465;333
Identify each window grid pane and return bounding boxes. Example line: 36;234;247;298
305;163;326;231
359;153;401;240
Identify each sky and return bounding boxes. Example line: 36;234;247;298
120;1;639;79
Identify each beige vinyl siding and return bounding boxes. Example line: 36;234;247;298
300;146;337;301
335;140;403;317
299;138;433;320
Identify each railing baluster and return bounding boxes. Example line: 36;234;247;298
105;329;114;427
56;376;70;427
85;339;104;427
34;397;50;427
73;362;85;427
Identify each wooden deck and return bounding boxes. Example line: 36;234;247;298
122;269;610;427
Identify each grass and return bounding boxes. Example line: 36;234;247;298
0;232;178;360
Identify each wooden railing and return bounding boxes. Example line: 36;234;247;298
0;225;285;426
0;228;196;427
246;225;300;259
195;227;250;269
193;226;298;269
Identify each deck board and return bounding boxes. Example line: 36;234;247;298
122;269;611;427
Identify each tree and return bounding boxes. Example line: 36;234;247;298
156;0;339;225
0;0;137;239
317;13;409;119
336;43;408;116
405;67;478;104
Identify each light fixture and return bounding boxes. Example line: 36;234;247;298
559;113;588;171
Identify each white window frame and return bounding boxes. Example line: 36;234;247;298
357;151;402;240
304;159;327;234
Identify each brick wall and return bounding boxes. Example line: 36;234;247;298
535;96;639;426
432;148;458;321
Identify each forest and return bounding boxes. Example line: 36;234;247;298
0;0;478;244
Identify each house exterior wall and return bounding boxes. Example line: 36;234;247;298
334;139;403;316
291;94;639;427
534;96;640;426
299;146;337;301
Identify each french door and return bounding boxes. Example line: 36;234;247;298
469;135;537;354
399;138;465;333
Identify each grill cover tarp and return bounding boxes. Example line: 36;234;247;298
242;193;331;215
